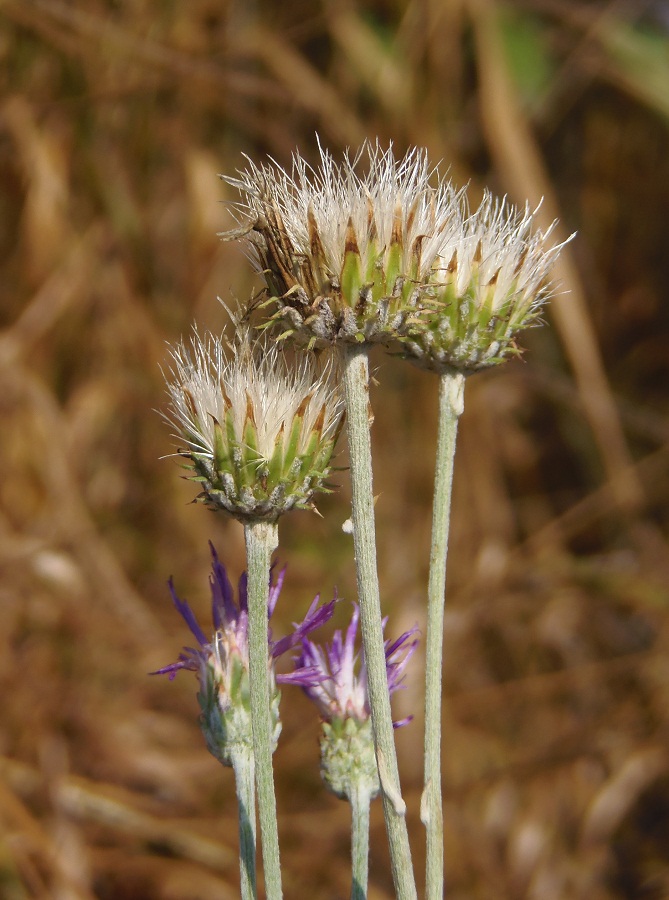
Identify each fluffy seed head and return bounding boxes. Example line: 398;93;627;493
165;331;345;521
399;194;573;373
222;140;464;348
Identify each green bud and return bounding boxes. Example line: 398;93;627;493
319;716;379;803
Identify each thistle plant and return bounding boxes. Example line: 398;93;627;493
394;192;572;900
398;193;569;374
294;605;418;900
221;140;570;899
154;544;336;900
157;138;569;900
224;143;468;899
164;328;344;899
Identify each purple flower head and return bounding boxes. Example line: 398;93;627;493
152;542;336;704
295;603;419;728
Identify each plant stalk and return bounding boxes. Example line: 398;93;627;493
420;370;465;900
244;519;282;900
350;783;372;900
230;746;258;900
341;342;417;900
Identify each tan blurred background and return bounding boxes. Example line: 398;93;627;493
2;1;669;897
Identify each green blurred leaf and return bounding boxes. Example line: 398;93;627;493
497;6;556;108
598;21;669;123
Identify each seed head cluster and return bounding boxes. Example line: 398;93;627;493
223;141;465;348
164;142;570;516
222;141;570;368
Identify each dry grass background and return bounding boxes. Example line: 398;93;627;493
2;0;669;897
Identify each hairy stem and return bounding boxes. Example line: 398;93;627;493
350;783;372;900
420;371;465;900
341;342;417;900
244;519;282;900
230;746;258;900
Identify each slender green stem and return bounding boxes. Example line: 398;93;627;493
350;783;372;900
244;519;282;900
230;746;258;900
341;343;417;900
421;371;465;900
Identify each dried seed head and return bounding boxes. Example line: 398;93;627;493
164;331;345;521
399;194;573;374
221;140;464;348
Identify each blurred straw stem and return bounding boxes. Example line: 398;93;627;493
467;0;645;517
0;362;162;641
0;755;236;872
0;772;98;900
234;24;366;146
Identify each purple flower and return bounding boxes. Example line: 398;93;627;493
154;542;335;684
152;543;336;764
295;604;419;728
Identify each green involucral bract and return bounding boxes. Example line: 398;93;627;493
166;332;345;522
320;716;380;803
198;652;282;768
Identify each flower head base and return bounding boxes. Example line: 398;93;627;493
294;604;418;801
165;331;344;521
399;195;573;373
153;544;336;766
222;141;464;349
